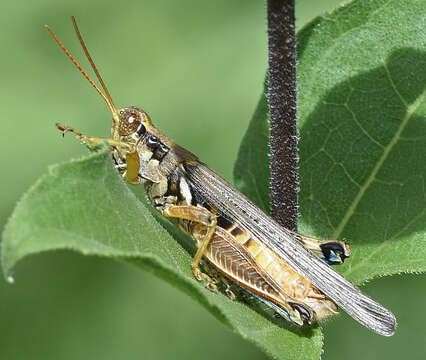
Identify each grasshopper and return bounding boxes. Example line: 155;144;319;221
46;18;396;336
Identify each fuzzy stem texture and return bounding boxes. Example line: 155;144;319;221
267;0;299;231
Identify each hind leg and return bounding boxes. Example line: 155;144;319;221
293;232;351;265
162;205;218;291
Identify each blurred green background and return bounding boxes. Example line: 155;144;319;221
1;1;424;359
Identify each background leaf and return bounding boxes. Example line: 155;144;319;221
296;0;426;284
234;0;425;358
235;0;425;283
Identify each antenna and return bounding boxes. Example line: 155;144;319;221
45;19;120;124
71;16;117;114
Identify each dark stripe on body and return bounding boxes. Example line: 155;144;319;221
231;227;244;236
184;174;211;208
145;133;169;160
165;170;180;197
165;166;200;207
216;215;234;229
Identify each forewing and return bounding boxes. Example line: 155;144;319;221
184;162;396;336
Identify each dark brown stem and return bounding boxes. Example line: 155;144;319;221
266;0;299;232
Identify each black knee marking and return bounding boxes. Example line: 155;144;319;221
320;242;349;265
290;302;314;324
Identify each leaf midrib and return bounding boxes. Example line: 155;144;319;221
333;88;426;240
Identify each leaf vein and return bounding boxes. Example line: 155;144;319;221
344;103;385;149
382;58;408;107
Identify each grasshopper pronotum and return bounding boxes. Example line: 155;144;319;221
46;17;396;336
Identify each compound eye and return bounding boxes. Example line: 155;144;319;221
118;110;141;135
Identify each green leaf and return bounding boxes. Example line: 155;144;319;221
1;144;322;360
235;0;426;284
297;0;426;284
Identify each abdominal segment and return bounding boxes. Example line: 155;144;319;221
191;220;338;324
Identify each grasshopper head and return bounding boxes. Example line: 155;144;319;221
111;106;157;184
112;106;152;141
